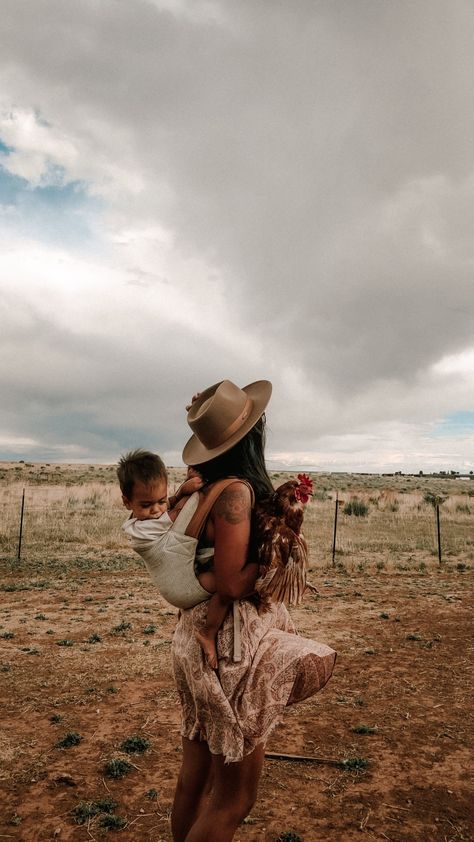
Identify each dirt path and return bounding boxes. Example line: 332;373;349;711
0;565;472;841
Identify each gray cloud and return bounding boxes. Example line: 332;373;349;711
0;0;473;466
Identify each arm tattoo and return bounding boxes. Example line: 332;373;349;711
215;487;251;525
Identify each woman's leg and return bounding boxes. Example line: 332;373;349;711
171;737;213;842
184;742;265;842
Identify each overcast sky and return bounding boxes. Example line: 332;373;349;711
1;0;473;472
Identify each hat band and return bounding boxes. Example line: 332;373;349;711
211;396;252;448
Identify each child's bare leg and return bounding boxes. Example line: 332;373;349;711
195;593;232;670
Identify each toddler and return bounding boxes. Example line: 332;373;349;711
118;450;233;669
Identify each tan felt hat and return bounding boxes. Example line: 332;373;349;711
182;379;272;465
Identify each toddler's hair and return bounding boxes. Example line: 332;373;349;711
117;449;167;498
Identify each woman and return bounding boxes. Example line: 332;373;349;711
171;379;336;842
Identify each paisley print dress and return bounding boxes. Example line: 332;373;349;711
172;599;336;763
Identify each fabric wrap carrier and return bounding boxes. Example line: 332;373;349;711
128;478;253;662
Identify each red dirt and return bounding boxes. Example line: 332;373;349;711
0;564;472;841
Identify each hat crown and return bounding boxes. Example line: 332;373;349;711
187;380;252;450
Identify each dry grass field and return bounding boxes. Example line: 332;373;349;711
0;462;473;841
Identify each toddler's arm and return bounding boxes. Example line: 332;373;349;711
168;474;203;511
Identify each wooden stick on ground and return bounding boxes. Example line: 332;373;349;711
265;751;342;766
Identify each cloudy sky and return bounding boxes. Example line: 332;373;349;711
1;0;473;473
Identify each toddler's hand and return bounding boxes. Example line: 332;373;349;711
185;393;201;412
180;475;204;496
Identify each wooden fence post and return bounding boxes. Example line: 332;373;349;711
17;488;25;562
436;503;442;564
332;493;339;566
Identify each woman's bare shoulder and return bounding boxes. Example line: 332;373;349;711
212;480;252;525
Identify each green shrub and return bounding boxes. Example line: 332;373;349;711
276;833;303;842
99;814;126;829
72;798;118;825
423;492;447;507
104;758;132;778
343;498;369;517
120;735;150;754
56;732;82;748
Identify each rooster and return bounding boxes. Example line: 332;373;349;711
254;473;317;607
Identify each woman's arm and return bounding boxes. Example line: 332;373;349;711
209;481;259;600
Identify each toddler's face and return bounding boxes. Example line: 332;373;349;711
123;477;168;520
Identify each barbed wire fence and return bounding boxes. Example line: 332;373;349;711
1;485;470;568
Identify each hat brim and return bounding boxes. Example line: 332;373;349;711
182;380;272;466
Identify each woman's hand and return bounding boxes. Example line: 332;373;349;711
210;481;259;600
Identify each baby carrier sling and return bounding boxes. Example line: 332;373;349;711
130;478;254;663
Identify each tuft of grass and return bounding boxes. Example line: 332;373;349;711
276;833;303;842
50;714;62;724
406;633;422;641
379;612;389;619
99;814;126;830
351;725;377;735
120;734;150;754
111;621;132;634
143;624;156;635
72;798;118;825
87;633;102;643
56;731;82;748
338;756;369;772
56;639;74;647
145;788;158;800
104;758;132;779
0;631;14;639
34;613;47;620
343;498;369;517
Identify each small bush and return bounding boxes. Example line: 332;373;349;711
338;756;369;771
351;725;377;735
105;758;132;779
72;798;117;825
56;732;82;748
120;735;150;754
276;833;303;842
423;491;447;507
87;633;102;643
343;498;369;517
99;813;126;829
111;621;132;634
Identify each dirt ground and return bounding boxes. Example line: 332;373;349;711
0;558;472;842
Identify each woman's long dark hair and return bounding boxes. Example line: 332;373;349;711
192;415;274;502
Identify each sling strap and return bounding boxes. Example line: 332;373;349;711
184;477;255;664
185;477;255;539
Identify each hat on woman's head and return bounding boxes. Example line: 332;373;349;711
182;379;272;465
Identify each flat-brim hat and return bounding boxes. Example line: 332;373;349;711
182;379;272;466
